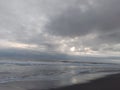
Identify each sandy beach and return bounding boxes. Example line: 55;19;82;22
48;73;120;90
0;73;119;90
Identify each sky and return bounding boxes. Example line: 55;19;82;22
0;0;120;59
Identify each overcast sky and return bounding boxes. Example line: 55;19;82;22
0;0;120;58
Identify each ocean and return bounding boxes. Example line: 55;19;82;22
0;59;120;89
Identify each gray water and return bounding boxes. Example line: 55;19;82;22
0;59;120;89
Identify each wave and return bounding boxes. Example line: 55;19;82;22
0;60;119;84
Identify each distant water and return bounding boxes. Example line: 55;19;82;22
0;59;120;89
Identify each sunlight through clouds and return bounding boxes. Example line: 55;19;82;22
0;40;38;49
0;0;119;57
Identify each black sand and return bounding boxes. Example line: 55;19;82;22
47;73;120;90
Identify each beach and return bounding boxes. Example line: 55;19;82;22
48;73;120;90
0;0;120;90
0;73;119;90
0;60;119;90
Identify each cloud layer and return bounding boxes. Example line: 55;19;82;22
0;0;120;57
46;0;120;38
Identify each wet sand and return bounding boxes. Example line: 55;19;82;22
47;73;120;90
0;73;120;90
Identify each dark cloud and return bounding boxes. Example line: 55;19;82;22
45;6;97;37
45;0;120;38
0;0;120;56
96;31;120;44
0;47;70;60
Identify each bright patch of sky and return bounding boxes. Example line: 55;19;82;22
0;0;120;58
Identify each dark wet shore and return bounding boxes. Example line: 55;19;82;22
4;73;119;90
45;73;120;90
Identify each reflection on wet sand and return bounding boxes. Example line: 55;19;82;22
0;61;119;90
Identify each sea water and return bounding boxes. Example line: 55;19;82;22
0;59;120;89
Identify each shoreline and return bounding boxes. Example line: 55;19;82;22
47;73;120;90
0;73;119;90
